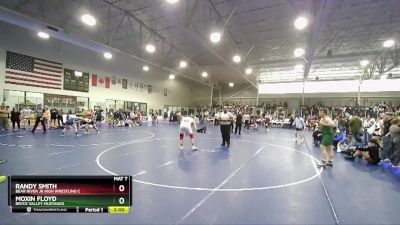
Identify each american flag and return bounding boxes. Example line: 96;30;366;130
5;51;63;89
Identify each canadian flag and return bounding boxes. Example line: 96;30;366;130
92;74;110;88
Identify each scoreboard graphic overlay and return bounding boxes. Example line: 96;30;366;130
9;176;132;213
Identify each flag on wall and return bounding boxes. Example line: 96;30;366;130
111;76;117;85
122;79;128;89
5;51;63;89
139;83;144;92
148;85;152;94
111;76;121;89
92;74;110;88
134;81;139;91
129;80;134;89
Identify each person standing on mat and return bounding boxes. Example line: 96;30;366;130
61;114;81;136
50;108;58;127
219;106;233;147
20;106;33;129
10;107;21;131
31;107;46;134
84;109;100;135
243;112;250;130
317;108;335;167
57;109;64;126
293;114;306;142
177;112;198;151
235;111;243;135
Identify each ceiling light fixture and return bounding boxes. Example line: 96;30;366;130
103;52;112;59
294;16;308;30
37;31;50;39
81;14;96;26
179;61;187;68
201;72;208;78
145;44;156;53
383;39;395;48
210;32;221;44
143;65;149;71
169;74;175;80
245;68;253;75
166;0;179;3
360;60;369;67
294;48;305;57
229;82;234;87
233;55;241;63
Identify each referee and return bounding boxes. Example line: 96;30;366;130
219;106;233;147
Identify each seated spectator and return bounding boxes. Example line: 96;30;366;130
313;124;322;146
337;133;357;153
344;138;381;165
333;129;346;150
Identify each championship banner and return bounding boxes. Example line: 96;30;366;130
44;93;77;108
122;79;128;89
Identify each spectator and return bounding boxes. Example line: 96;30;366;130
333;129;346;150
0;104;9;131
381;112;393;162
349;115;362;141
345;138;381;165
363;114;376;144
10;107;21;130
293;114;306;142
389;117;400;167
313;124;322;146
337;133;358;154
235;111;243;135
337;116;347;133
20;106;33;129
163;111;168;122
243;112;250;130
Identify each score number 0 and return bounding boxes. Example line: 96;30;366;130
118;185;125;205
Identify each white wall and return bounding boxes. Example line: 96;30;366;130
0;22;193;111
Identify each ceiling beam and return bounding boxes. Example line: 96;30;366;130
303;0;336;80
108;13;126;46
101;0;212;87
199;0;257;88
186;0;200;29
252;50;384;67
0;5;212;87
